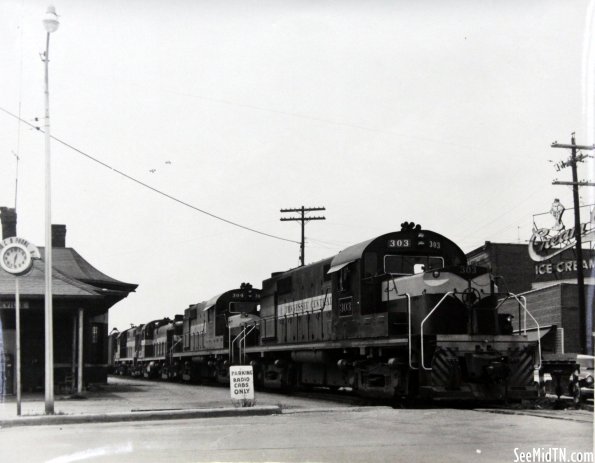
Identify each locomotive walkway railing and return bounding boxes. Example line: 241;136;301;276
420;292;542;371
420;292;455;371
501;293;542;369
229;324;258;365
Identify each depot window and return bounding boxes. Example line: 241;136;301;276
92;325;99;344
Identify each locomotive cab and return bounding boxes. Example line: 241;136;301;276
327;224;467;341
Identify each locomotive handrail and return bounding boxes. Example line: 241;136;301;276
230;322;258;364
521;295;527;335
404;293;416;369
420;292;455;371
507;293;541;369
230;329;245;364
242;324;257;364
388;278;416;369
168;338;182;361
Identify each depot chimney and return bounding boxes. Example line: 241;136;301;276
0;207;17;239
52;224;66;248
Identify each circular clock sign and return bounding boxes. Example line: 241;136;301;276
0;237;41;276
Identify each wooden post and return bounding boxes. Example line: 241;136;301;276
77;308;83;394
71;313;77;392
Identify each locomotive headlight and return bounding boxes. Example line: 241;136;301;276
432;270;441;279
586;375;594;385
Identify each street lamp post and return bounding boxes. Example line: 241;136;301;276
42;5;59;415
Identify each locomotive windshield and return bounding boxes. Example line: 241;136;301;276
384;254;444;275
229;301;259;314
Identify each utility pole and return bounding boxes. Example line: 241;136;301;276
551;133;595;354
280;206;326;266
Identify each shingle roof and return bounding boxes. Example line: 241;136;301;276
0;247;137;301
39;247;137;292
0;260;102;298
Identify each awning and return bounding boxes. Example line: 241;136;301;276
327;261;354;274
327;237;375;273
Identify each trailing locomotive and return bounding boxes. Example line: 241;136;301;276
110;223;539;402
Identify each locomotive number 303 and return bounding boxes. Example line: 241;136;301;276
388;239;411;248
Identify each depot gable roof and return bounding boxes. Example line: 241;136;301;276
0;247;137;305
0;260;103;298
39;247;137;292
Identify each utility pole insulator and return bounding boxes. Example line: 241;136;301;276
280;206;326;266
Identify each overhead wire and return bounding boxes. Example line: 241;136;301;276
455;188;543;243
0;106;299;245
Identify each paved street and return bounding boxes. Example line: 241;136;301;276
0;377;592;463
1;406;593;463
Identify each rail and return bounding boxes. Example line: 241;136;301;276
420;292;454;371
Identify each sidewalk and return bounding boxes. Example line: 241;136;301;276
0;376;284;428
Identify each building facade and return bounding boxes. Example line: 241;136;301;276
467;241;594;355
0;207;137;394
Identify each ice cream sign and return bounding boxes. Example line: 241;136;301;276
529;200;595;262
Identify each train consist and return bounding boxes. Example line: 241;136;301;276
109;223;540;402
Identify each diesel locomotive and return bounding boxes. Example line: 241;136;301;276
110;223;539;402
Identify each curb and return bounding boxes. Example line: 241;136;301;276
0;405;282;428
473;408;592;423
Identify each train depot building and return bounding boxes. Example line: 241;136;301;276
0;207;137;394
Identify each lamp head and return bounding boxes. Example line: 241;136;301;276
42;6;59;33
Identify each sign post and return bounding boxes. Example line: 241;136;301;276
0;237;41;416
15;278;21;415
229;365;255;407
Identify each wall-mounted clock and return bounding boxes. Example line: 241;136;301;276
0;237;41;276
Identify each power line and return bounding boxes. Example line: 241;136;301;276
0;106;299;245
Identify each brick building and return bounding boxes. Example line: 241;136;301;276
467;241;594;355
0;207;137;394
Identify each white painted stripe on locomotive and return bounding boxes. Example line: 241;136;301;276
277;294;333;317
382;272;492;301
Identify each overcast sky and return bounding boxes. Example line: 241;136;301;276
0;0;593;330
